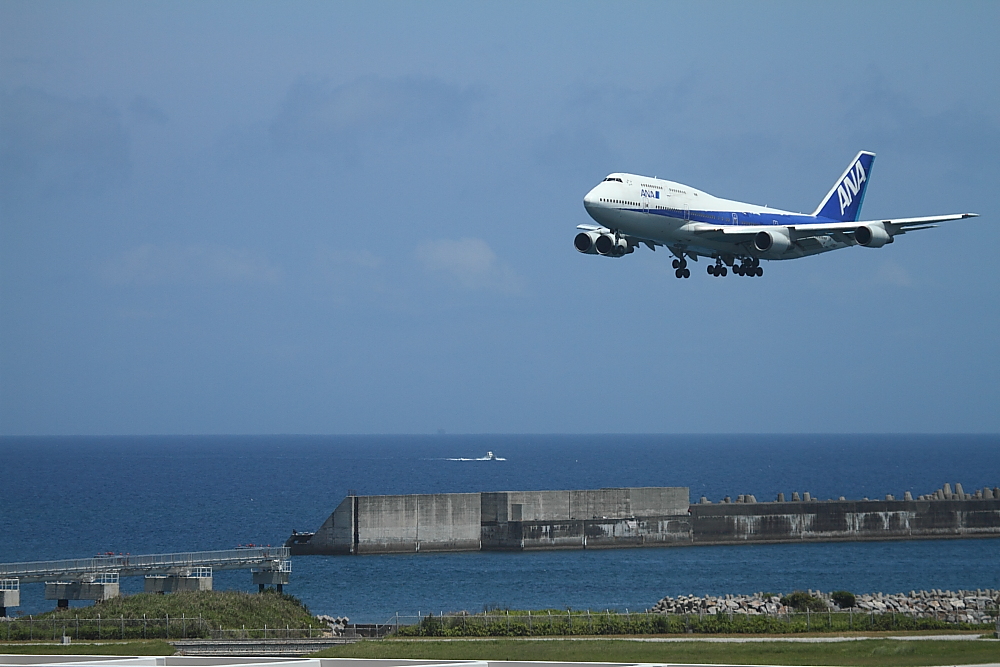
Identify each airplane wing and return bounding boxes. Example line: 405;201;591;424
689;213;978;241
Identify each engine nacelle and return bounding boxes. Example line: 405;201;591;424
753;228;792;255
854;222;892;248
574;231;600;254
594;233;631;256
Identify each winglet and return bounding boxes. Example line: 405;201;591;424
812;151;876;222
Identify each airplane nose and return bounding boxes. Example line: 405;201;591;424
583;186;599;208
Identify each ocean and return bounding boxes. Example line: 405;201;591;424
1;434;998;622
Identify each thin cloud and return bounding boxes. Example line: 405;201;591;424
415;238;521;294
269;75;481;157
129;95;168;125
874;260;912;288
101;244;281;286
0;87;130;201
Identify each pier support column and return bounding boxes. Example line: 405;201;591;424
252;565;290;592
0;580;19;617
45;580;120;607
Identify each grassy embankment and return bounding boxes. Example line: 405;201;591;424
314;637;1000;666
0;590;324;641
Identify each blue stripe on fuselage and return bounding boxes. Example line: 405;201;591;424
647;208;839;226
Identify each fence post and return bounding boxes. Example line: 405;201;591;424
166;614;169;639
527;610;530;633
807;608;810;631
121;615;124;640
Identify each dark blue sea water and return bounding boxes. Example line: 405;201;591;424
1;434;998;622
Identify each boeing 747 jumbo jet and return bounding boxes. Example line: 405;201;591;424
574;151;978;278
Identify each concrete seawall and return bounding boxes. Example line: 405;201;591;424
690;498;1000;545
288;486;1000;555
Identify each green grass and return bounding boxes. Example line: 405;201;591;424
16;590;323;629
396;609;994;637
1;590;325;641
0;640;174;655
313;638;1000;666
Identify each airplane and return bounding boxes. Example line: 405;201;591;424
575;151;978;278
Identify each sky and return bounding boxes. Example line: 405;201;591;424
1;1;998;435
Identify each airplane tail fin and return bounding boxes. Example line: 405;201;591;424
811;151;876;221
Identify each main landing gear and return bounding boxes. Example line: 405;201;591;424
735;257;763;277
708;259;728;277
671;257;691;279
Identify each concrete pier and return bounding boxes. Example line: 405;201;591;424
289;484;1000;556
292;487;691;555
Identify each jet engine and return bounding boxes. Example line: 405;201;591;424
854;222;892;247
753;228;792;255
594;233;631;256
574;231;600;254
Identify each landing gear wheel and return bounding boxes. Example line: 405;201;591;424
756;266;763;277
675;268;683;279
683;268;690;278
721;267;727;277
672;259;680;269
708;265;715;276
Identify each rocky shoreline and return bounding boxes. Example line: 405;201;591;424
649;589;999;625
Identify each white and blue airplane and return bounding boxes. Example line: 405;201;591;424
575;151;978;278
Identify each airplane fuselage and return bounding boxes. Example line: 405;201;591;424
575;151;976;279
583;174;849;261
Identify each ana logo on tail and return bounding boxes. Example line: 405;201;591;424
837;160;867;215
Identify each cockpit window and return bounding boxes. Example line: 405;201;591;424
603;177;623;183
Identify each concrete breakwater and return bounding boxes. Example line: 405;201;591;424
649;589;999;625
287;484;1000;555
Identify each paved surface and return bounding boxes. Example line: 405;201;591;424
1;655;1000;667
405;634;997;643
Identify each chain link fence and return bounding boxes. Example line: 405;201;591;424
390;607;998;637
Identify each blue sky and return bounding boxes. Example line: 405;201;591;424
2;1;998;435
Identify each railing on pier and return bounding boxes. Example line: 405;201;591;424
0;548;290;584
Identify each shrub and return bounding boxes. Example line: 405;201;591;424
780;591;827;612
831;590;856;609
